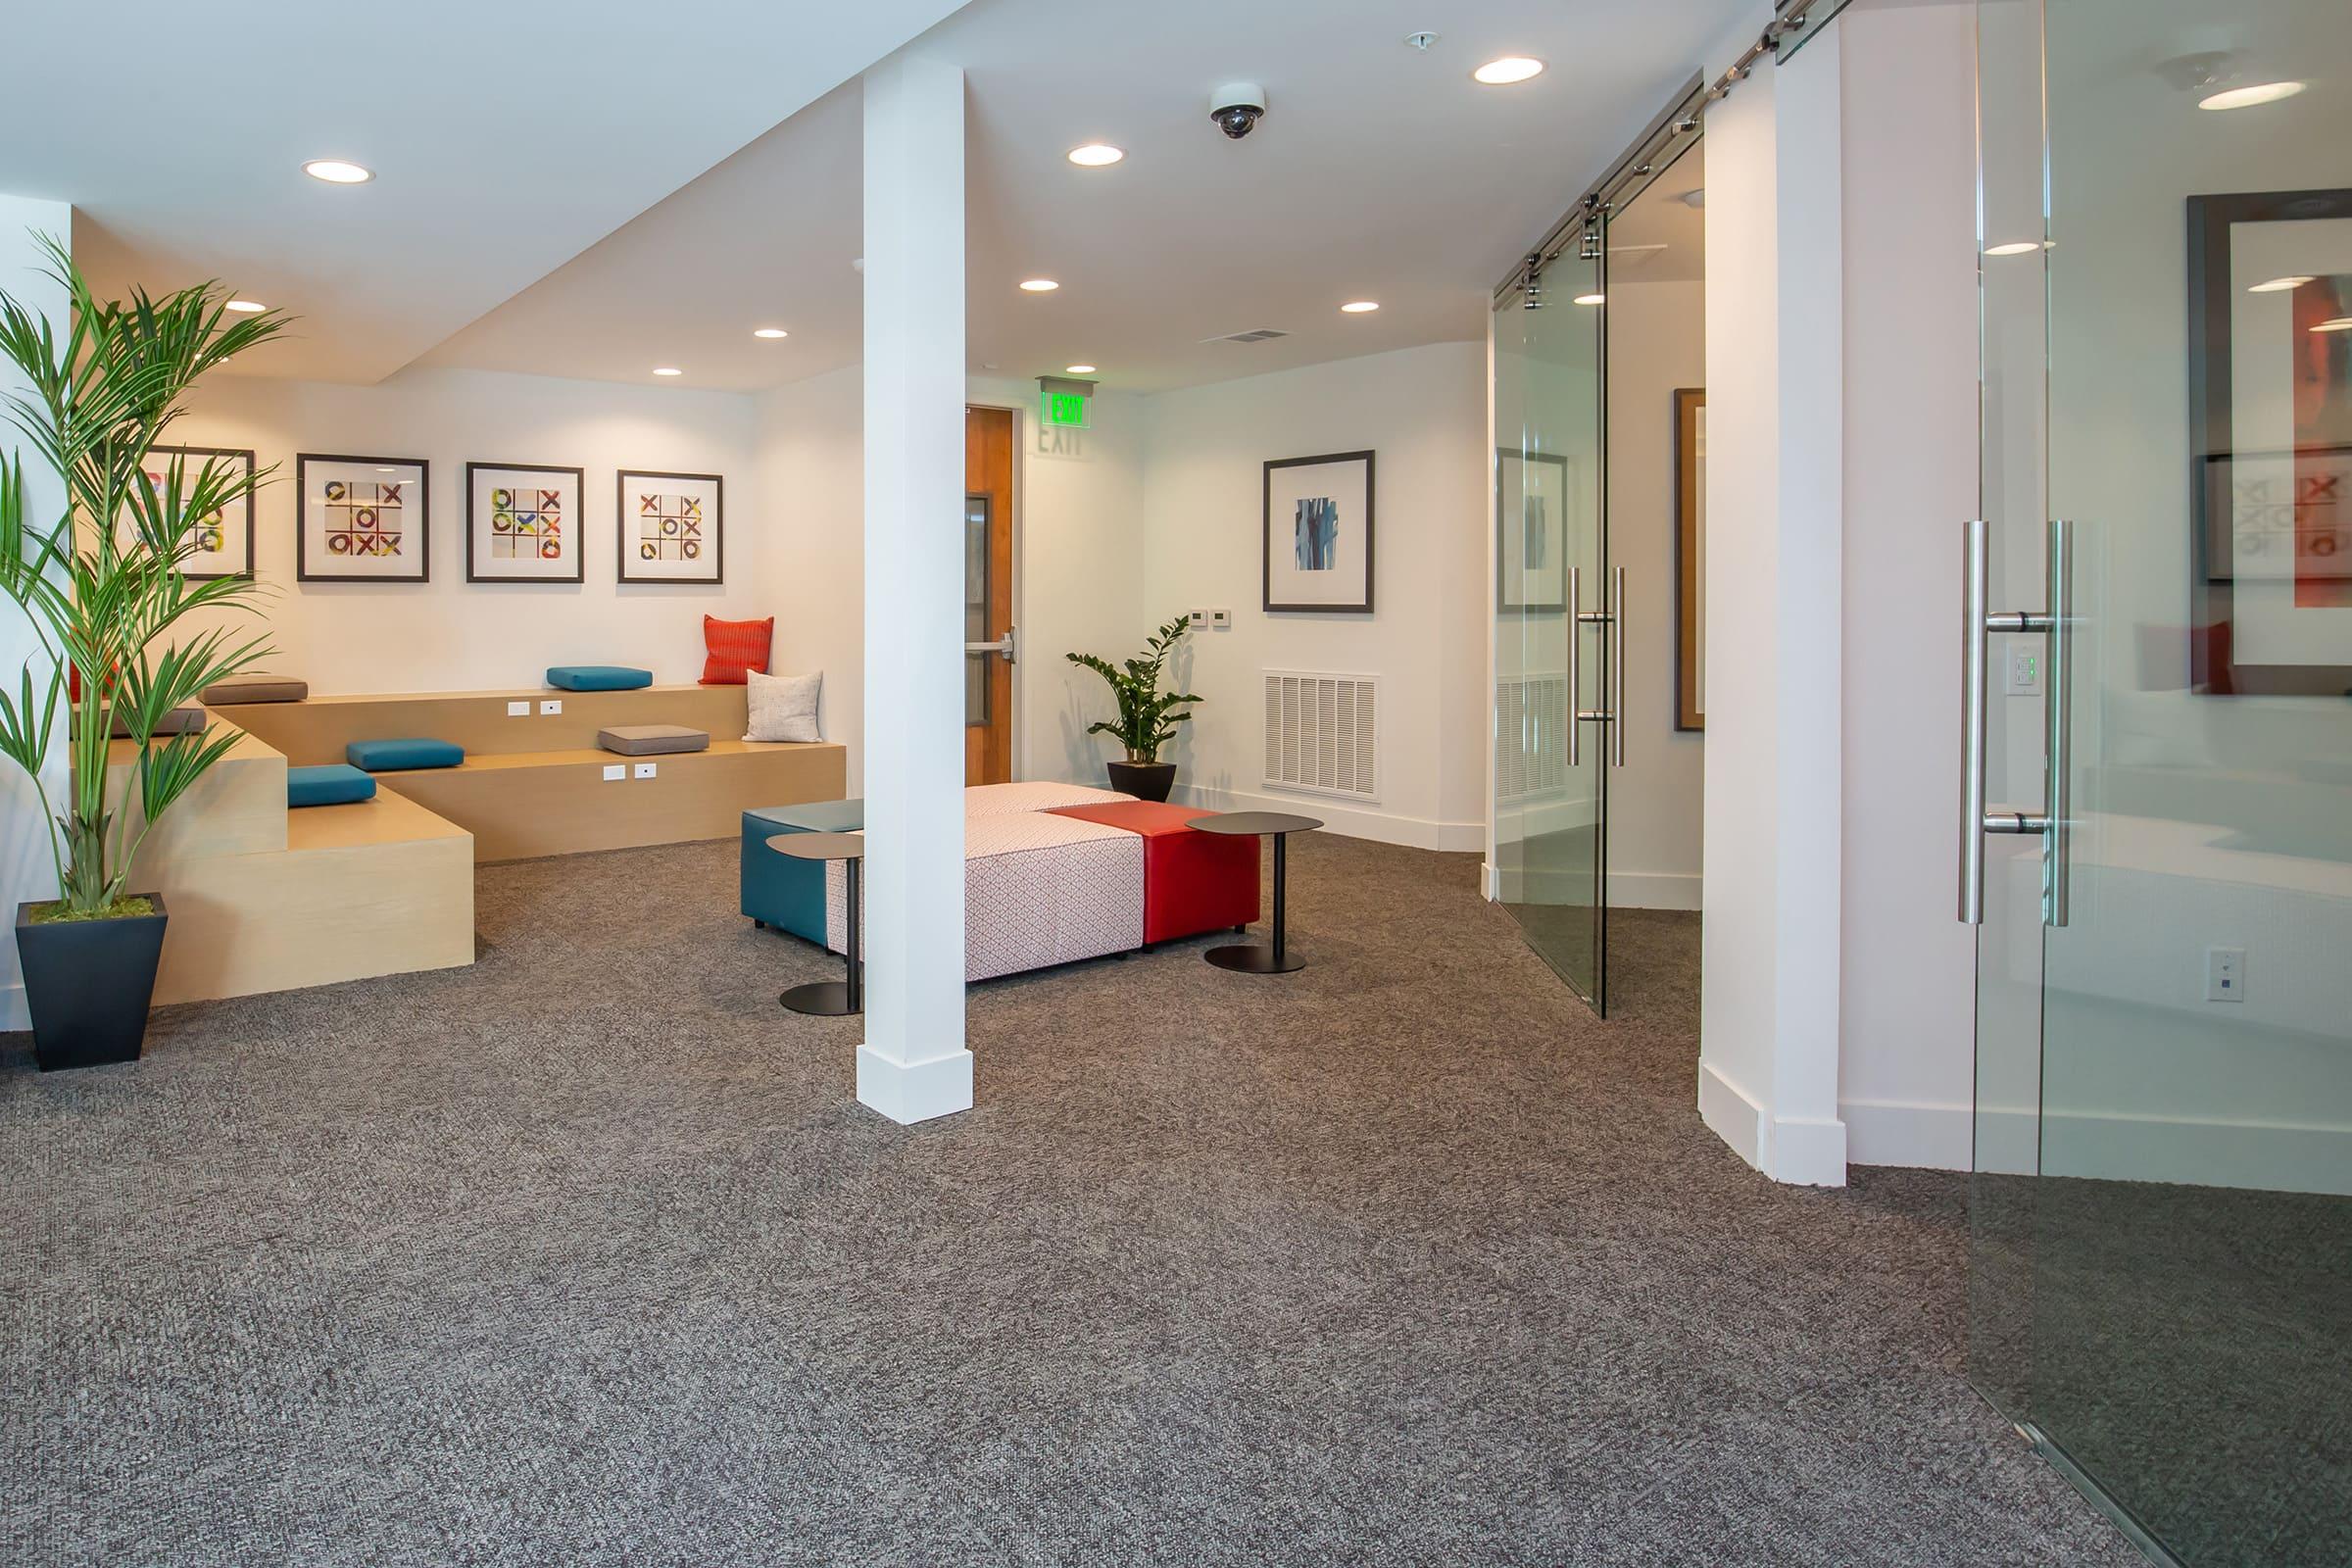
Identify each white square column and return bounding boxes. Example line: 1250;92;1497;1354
855;52;971;1125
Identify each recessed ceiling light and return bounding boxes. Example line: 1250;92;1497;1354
2247;275;2314;294
1066;143;1124;167
1473;57;1544;85
302;159;373;184
1065;364;1098;374
1019;278;1059;292
224;299;267;314
1574;293;1604;306
2314;318;2352;334
752;326;789;339
654;367;683;376
2197;80;2305;111
1983;241;2043;257
1341;301;1380;314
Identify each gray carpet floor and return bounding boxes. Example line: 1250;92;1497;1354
0;833;2142;1567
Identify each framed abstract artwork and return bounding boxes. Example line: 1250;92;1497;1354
1495;447;1570;613
615;469;723;584
296;453;429;583
467;462;584;583
137;445;255;581
1674;388;1707;731
2186;188;2352;696
1263;450;1375;613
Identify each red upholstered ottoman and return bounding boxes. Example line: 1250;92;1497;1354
1047;801;1260;945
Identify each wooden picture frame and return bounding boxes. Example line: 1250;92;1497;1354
466;462;585;584
296;453;430;583
1263;449;1375;613
1674;387;1706;731
141;444;256;581
614;469;724;584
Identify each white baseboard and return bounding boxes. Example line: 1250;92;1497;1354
856;1046;973;1125
1700;1060;1847;1186
1170;781;1482;854
0;980;22;1034
1698;1059;1767;1171
1607;870;1702;911
1841;1097;2352;1195
1771;1114;1849;1187
1842;1097;1974;1172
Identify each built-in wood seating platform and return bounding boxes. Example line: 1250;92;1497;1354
211;684;848;863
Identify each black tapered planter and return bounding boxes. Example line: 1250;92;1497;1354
16;894;168;1072
1106;760;1176;803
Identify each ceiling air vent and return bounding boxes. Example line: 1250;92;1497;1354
1202;327;1291;345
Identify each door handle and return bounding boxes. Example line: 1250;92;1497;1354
1565;565;1583;767
1569;566;1624;767
963;624;1017;664
1957;519;2071;927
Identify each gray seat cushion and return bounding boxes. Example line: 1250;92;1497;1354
108;705;208;738
203;674;309;705
598;724;710;757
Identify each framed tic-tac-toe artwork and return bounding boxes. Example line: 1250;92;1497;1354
466;462;584;583
615;469;723;584
297;453;429;583
136;445;256;581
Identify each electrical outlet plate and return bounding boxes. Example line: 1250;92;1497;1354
507;700;530;717
2006;645;2042;696
633;761;658;779
602;763;625;781
2205;946;2245;1003
540;699;563;715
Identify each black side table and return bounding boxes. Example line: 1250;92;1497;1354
767;831;863;1015
1187;811;1322;974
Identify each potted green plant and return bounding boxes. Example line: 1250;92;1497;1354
1066;612;1200;803
0;236;282;1070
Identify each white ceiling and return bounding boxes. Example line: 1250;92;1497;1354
30;0;1746;396
7;0;968;383
1606;140;1707;287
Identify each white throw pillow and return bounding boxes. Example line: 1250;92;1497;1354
744;668;822;742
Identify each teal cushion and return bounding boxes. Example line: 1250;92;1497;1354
347;737;465;772
545;665;653;692
287;764;376;808
741;800;862;941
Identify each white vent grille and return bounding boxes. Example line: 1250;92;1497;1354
1202;327;1292;344
1262;671;1378;801
1495;673;1571;802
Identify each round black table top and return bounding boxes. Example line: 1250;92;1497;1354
1187;811;1322;837
765;830;864;862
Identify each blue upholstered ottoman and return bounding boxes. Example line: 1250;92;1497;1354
742;799;863;944
347;737;465;772
546;665;653;692
287;763;377;808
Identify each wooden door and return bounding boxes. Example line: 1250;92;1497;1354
964;406;1015;784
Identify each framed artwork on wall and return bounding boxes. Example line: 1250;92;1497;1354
2186;187;2352;696
297;453;429;582
1674;387;1707;731
136;445;256;581
467;463;584;583
1495;447;1571;612
615;469;723;584
1263;450;1375;613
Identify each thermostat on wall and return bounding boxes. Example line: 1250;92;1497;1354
1210;608;1232;628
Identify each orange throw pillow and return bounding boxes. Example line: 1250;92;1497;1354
702;614;774;686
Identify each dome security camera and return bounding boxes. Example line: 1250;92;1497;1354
1209;82;1267;139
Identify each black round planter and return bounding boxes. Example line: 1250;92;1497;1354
1106;760;1177;803
15;894;169;1072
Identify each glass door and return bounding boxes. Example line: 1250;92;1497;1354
1494;236;1611;1008
1969;1;2352;1561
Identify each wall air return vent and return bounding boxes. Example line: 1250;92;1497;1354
1494;673;1572;802
1202;327;1292;344
1262;670;1378;802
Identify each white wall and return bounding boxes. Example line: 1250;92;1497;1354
1140;342;1488;850
175;368;773;695
1605;278;1707;908
757;365;867;790
0;199;72;1029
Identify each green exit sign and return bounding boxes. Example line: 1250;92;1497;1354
1043;390;1089;428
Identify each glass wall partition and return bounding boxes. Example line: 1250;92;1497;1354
1967;0;2352;1561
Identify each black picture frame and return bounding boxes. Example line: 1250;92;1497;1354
144;444;257;582
2185;186;2352;696
614;468;724;585
296;453;431;583
1494;446;1571;613
1263;449;1375;614
466;462;586;585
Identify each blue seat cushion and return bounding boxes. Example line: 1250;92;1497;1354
287;763;377;808
347;737;465;772
741;800;864;942
545;665;654;692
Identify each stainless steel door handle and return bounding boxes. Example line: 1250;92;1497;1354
1608;565;1627;769
1958;518;2071;927
963;624;1017;664
1565;565;1583;767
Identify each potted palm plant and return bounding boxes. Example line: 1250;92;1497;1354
0;236;282;1070
1066;612;1200;803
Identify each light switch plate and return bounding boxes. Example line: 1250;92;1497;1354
602;763;625;781
1189;609;1208;626
540;699;563;715
507;701;530;717
1210;608;1232;628
633;761;658;779
2006;645;2042;697
2205;946;2246;1003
